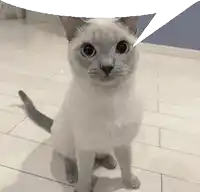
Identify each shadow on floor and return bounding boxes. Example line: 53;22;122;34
0;143;127;192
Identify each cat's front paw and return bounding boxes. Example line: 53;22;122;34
122;176;141;189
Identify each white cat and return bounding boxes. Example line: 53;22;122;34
18;17;142;192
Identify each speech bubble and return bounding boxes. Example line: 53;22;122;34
1;0;199;46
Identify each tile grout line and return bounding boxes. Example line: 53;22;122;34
156;54;161;150
160;145;200;158
7;116;27;134
136;138;200;160
1;132;51;146
158;128;161;148
132;165;200;186
156;67;160;113
150;124;200;139
0;163;74;187
161;174;163;192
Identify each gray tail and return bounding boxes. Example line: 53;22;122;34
18;90;53;133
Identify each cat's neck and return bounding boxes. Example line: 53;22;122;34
64;76;137;115
71;75;134;99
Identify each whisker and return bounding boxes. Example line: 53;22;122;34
113;69;124;73
88;70;98;73
88;69;99;73
114;74;125;77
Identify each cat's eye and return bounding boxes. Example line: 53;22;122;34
116;41;130;54
81;43;96;58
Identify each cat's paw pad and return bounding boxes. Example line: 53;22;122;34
123;176;141;189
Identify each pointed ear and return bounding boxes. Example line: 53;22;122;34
59;16;87;41
117;16;139;34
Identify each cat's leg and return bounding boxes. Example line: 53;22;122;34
64;153;116;184
64;157;78;184
114;145;141;189
75;150;95;192
95;153;117;170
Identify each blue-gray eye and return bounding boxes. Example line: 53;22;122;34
116;41;130;54
81;43;96;57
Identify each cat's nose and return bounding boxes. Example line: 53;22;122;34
101;65;114;76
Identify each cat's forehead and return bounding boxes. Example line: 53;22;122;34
74;19;135;45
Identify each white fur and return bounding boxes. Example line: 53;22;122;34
51;73;142;158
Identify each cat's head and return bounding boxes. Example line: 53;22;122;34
60;17;139;87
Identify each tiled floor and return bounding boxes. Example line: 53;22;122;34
0;20;200;192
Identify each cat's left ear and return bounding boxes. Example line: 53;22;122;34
117;16;139;34
59;16;87;41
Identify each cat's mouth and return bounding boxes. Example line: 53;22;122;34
89;73;126;87
101;75;114;81
88;69;125;84
90;74;115;81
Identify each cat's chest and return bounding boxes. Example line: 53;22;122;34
68;90;130;122
72;108;141;151
59;84;142;150
68;93;142;150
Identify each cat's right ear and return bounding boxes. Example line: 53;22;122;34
59;16;86;41
117;16;139;35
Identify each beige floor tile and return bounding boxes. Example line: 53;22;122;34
136;125;159;146
0;133;40;167
0;95;22;114
0;166;71;192
142;111;200;134
163;176;200;192
143;99;158;112
160;129;200;156
0;111;25;133
11;118;51;143
23;88;66;106
160;102;200;119
0;134;67;183
94;167;161;192
0;69;64;91
51;73;72;83
10;102;60;142
158;84;200;105
132;143;200;183
158;76;200;106
158;55;200;77
158;56;200;106
135;84;158;101
137;52;159;72
0;82;27;97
